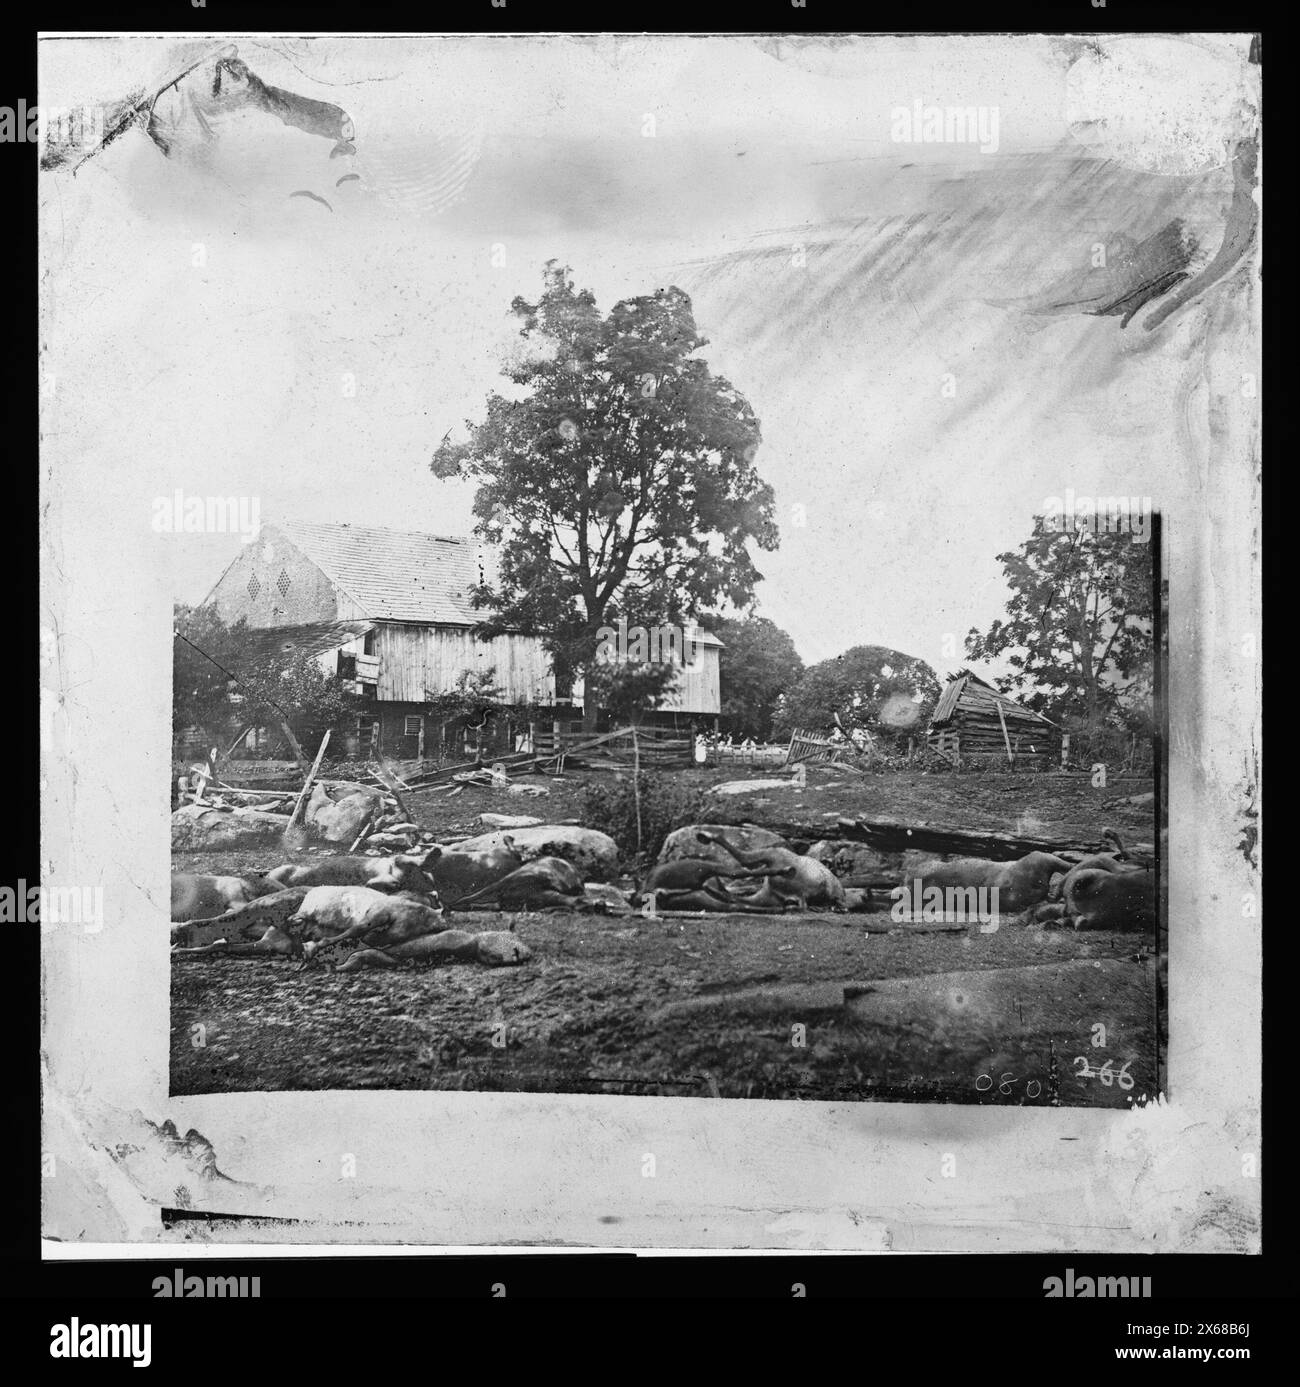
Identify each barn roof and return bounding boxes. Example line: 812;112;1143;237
279;521;488;626
233;619;374;666
263;521;725;642
930;669;1059;728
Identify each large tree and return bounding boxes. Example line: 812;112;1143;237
715;615;804;741
431;262;779;728
773;644;939;745
964;519;1154;737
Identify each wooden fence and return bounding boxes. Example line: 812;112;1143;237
783;727;849;768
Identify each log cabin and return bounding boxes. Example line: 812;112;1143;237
926;669;1062;765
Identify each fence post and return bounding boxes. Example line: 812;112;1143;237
1060;734;1070;769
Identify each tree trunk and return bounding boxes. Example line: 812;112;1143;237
580;613;604;732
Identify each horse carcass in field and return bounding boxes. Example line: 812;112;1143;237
633;856;795;912
288;885;446;956
694;830;846;910
658;823;787;866
309;928;533;972
897;852;1074;916
441;857;586;912
1033;834;1157;931
1049;864;1157;930
418;838;524;903
446;825;619;882
263;853;435;893
171;872;276;922
170;887;312;954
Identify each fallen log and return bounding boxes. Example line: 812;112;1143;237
738;816;1152;862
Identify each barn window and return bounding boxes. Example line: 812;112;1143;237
247;573;261;599
276;569;292;597
404;715;423;736
363;631;376;655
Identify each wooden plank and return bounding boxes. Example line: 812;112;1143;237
348;809;377;853
995;698;1014;764
370;753;414;824
223;725;253;757
286;730;331;832
278;720;311;776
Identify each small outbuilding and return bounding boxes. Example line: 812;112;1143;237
926;669;1062;765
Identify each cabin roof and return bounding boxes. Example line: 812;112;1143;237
930;669;1059;728
278;521;488;626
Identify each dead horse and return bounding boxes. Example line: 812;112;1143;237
440;856;588;913
634;858;797;913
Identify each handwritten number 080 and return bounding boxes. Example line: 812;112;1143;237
975;1072;1041;1098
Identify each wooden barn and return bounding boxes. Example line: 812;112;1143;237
926;670;1062;765
199;520;724;759
570;623;724;732
201;521;557;759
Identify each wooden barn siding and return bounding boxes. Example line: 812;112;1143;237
205;525;342;627
375;623;554;705
571;648;721;715
659;646;721;714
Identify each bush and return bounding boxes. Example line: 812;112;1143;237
1057;716;1153;772
581;772;709;863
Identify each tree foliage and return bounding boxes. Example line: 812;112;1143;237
237;653;358;748
431;262;778;725
173;605;359;754
423;669;506;731
772;644;939;745
964;519;1153;734
583;658;680;729
173;604;248;742
714;615;804;741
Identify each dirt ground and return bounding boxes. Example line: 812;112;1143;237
171;765;1159;1105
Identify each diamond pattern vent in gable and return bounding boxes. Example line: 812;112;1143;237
247;574;261;599
277;569;291;597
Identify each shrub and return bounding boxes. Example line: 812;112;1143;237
581;772;709;863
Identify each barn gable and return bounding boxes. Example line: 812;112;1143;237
202;524;350;627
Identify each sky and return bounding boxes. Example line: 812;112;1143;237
39;33;1256;677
